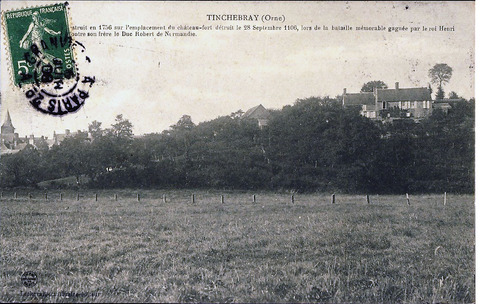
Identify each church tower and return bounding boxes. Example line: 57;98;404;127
1;111;15;135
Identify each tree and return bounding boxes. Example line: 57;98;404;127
170;115;195;132
88;120;103;139
167;115;196;185
429;63;453;99
50;134;90;180
230;110;244;119
110;114;133;140
83;114;135;184
361;80;388;93
448;91;462;100
0;146;42;186
169;115;195;156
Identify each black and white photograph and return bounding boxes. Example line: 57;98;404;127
0;1;478;302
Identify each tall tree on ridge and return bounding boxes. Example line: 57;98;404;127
429;63;453;100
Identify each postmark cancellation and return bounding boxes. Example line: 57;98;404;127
2;2;94;115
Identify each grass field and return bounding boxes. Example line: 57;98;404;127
0;190;474;303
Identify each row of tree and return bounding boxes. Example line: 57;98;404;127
0;96;474;193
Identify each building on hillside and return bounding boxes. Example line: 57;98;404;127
432;98;467;114
1;111;88;155
342;82;433;120
1;111;18;144
242;104;271;128
1;111;23;155
52;129;90;145
432;101;452;114
342;91;376;118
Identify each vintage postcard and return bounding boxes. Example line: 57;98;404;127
1;1;475;303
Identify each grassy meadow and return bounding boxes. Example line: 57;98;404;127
0;190;474;303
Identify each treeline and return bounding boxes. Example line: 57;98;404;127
0;97;474;193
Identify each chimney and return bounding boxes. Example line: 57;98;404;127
343;88;347;95
65;129;70;135
395;82;399;90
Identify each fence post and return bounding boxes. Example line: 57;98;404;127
77;193;80;201
95;193;98;201
114;194;117;201
406;193;410;206
45;192;48;201
162;194;166;203
291;194;294;204
60;193;63;201
252;194;256;204
14;192;17;199
28;193;32;200
192;194;195;204
0;192;3;199
221;195;224;204
137;193;140;202
366;194;370;204
331;193;335;204
444;192;447;206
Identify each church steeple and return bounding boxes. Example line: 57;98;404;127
1;111;15;134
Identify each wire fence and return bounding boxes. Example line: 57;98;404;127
0;190;451;205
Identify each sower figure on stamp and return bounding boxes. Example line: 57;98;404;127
19;11;60;70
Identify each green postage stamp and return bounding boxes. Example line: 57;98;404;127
2;3;76;87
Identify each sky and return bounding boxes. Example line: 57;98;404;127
1;1;474;136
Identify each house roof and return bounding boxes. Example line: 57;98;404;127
46;139;56;147
433;102;452;109
242;104;270;119
376;87;431;102
343;93;375;106
33;137;48;148
435;98;465;103
15;143;28;150
54;134;67;142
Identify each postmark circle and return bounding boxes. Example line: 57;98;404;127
20;271;37;287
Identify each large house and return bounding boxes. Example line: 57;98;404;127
342;82;433;120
